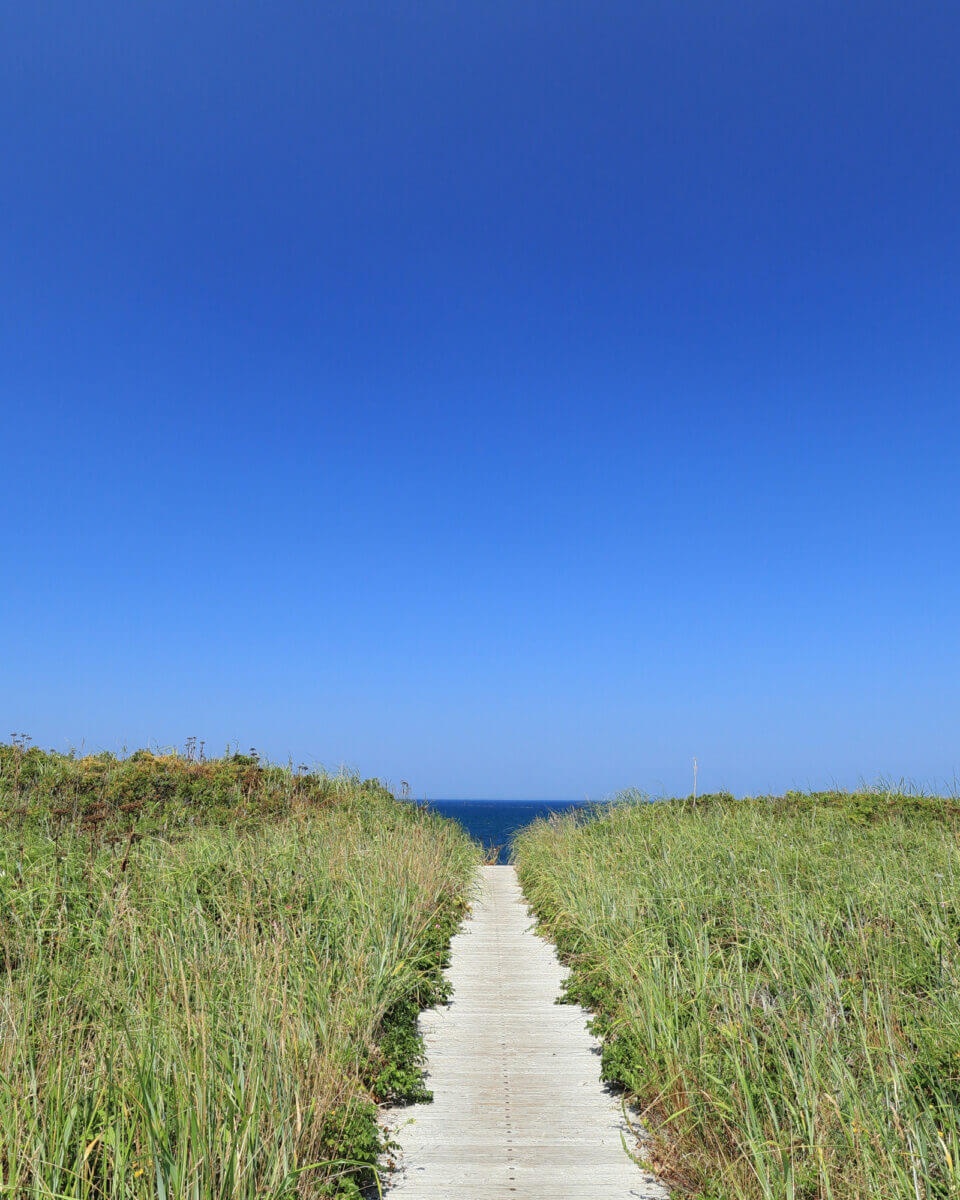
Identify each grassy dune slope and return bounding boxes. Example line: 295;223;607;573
0;743;480;1199
515;791;960;1200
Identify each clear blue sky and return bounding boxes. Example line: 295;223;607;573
2;2;958;798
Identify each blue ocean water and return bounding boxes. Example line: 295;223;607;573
420;799;588;863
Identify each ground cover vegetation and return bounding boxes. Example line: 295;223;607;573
0;738;480;1199
515;788;960;1200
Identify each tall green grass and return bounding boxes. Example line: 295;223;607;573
1;743;480;1198
515;790;960;1200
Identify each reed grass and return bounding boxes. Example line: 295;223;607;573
0;742;480;1198
515;789;960;1199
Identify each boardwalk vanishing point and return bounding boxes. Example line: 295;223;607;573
385;865;668;1199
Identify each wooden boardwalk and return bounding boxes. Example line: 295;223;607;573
384;865;668;1199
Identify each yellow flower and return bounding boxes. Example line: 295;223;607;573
936;1129;954;1173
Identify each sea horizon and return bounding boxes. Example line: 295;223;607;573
412;797;594;863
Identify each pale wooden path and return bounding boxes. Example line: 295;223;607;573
384;865;668;1199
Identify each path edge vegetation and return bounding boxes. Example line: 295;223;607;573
515;787;960;1200
0;738;482;1198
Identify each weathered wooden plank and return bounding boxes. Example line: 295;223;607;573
383;865;668;1198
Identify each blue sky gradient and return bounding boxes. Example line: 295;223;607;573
3;2;959;797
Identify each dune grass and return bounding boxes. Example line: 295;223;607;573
0;741;480;1198
515;789;960;1200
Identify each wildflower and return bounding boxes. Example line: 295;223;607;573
936;1128;954;1173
